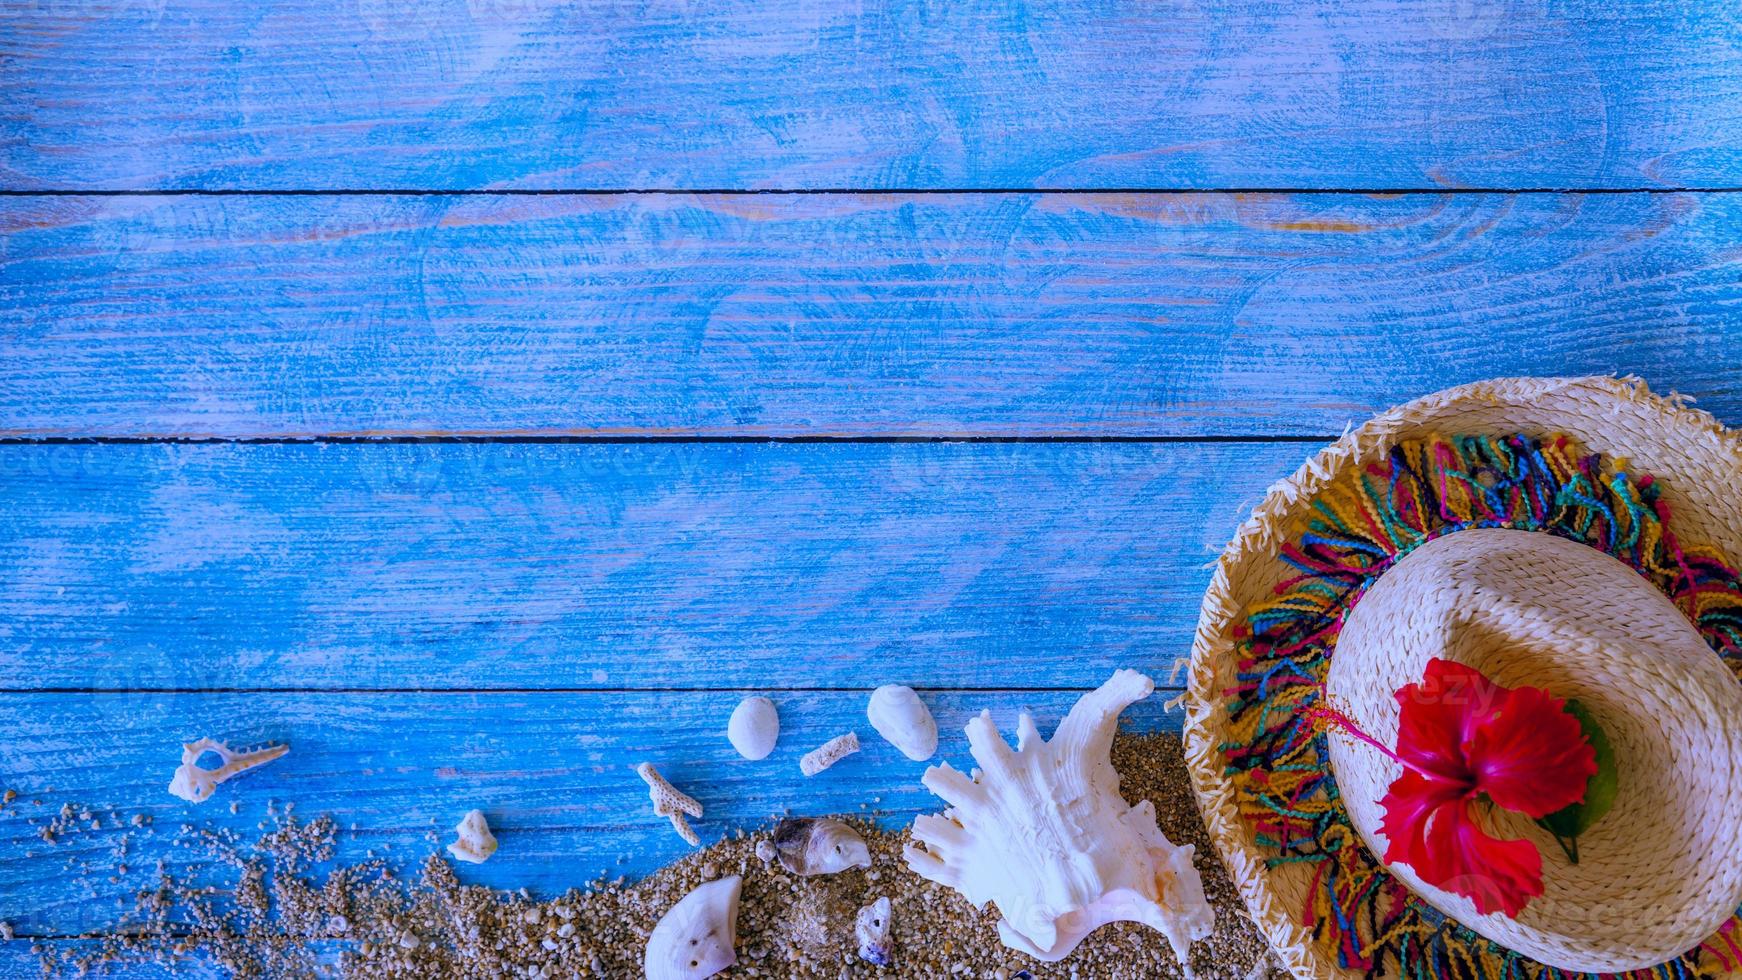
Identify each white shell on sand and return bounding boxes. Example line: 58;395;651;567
726;696;779;761
905;670;1213;964
855;896;893;965
445;810;498;864
866;685;937;761
771;817;872;876
167;738;289;804
644;875;742;980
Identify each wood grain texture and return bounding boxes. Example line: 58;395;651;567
0;441;1282;689
0;690;1178;936
7;191;1742;438
0;943;349;977
4;1;1742;191
0;943;249;976
0;945;76;977
9;0;1741;964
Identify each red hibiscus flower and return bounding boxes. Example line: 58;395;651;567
1318;659;1597;918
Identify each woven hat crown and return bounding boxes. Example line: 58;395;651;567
1327;527;1742;973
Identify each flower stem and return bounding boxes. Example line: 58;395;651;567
1553;833;1579;865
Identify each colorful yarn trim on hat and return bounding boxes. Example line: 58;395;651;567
1221;432;1742;979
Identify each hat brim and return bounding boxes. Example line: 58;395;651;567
1183;376;1742;980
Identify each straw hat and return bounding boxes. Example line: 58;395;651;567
1183;376;1742;979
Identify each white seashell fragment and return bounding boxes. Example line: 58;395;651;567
905;670;1213;964
167;738;288;804
867;685;937;761
798;732;860;776
771;817;871;876
446;809;497;864
855;896;893;965
637;762;704;846
727;696;780;761
644;874;742;980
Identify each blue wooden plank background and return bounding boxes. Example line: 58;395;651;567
0;441;1275;690
2;0;1741;964
3;0;1741;190
5;192;1741;438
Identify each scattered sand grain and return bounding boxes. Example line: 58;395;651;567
30;735;1280;979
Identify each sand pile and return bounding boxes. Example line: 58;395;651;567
29;734;1280;979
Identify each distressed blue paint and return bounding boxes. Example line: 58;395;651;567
0;690;1180;936
0;942;277;977
6;0;1742;955
0;944;66;976
5;192;1742;438
0;441;1276;690
3;1;1740;191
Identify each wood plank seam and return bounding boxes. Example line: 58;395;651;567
6;188;1742;195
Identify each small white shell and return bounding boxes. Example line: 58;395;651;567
856;895;893;965
867;685;937;761
798;732;860;776
645;875;742;980
771;817;872;876
446;809;498;864
167;738;288;804
727;696;779;761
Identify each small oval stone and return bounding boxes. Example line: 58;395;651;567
727;696;780;761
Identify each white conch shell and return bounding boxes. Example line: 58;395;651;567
798;732;860;776
446;809;497;864
905;670;1213;964
771;817;872;876
167;738;288;804
727;696;779;761
638;762;704;846
644;875;742;980
867;685;937;761
855;895;893;965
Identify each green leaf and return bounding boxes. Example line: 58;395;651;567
1534;699;1618;864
